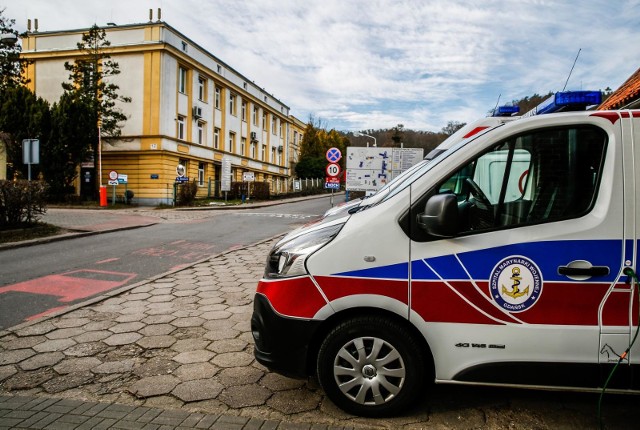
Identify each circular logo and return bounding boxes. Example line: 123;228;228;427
489;256;543;313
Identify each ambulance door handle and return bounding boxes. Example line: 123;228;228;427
558;265;610;277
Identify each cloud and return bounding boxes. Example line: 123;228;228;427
7;0;640;131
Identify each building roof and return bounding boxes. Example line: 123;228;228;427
598;66;640;110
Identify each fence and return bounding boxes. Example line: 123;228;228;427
198;177;326;200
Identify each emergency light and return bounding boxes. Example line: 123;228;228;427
492;105;520;117
523;90;602;117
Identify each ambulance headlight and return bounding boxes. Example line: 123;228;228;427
265;223;343;278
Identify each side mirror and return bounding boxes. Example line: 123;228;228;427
417;193;458;238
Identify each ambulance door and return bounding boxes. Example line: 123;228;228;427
600;111;640;390
405;122;624;389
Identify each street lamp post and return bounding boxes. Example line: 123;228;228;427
354;132;376;147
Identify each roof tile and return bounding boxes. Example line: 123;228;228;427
599;66;640;110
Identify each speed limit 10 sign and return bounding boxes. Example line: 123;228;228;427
326;163;341;177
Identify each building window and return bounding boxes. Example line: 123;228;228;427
243;82;247;90
229;132;236;153
261;144;266;161
241;137;246;155
241;101;247;122
293;131;298;145
198;76;206;102
215;87;221;109
179;158;188;178
181;41;188;52
178;67;187;94
250;141;256;159
253;106;258;126
262;112;267;129
271;147;276;163
214;128;220;149
279;122;283;136
217;64;222;74
271;117;276;134
198;163;205;186
197;121;205;145
229;94;236;115
177;116;185;140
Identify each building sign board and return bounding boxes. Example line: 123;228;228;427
346;147;423;192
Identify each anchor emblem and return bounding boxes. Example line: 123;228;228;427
502;267;529;299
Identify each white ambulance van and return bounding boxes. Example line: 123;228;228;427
252;106;640;417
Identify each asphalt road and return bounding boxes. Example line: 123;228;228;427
0;197;332;330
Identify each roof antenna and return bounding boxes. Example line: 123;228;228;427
492;93;501;115
562;48;581;91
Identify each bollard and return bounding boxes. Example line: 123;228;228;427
99;186;107;207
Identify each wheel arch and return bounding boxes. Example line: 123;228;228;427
306;307;435;380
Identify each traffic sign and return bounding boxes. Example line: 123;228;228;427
108;180;119;186
326;163;341;177
324;176;340;189
108;170;118;181
326;147;342;163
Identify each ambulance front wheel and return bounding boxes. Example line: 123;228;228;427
317;316;425;417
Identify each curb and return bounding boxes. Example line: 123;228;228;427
0;222;157;251
174;192;343;211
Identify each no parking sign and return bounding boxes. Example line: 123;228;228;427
326;147;342;163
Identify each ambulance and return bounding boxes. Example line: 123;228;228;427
252;97;640;417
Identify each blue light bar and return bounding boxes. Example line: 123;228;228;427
492;105;520;117
524;90;602;117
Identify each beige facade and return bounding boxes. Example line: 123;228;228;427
289;115;306;180
21;21;293;205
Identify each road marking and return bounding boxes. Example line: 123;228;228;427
238;213;316;219
0;269;137;303
96;258;119;264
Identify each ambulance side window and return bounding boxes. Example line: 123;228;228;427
410;125;607;241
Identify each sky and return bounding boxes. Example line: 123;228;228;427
5;0;640;132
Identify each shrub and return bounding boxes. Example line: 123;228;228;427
227;181;270;200
0;180;49;228
176;179;198;206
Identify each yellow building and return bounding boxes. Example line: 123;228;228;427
20;19;292;205
289;115;306;180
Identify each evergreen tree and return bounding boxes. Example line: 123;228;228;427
0;8;29;91
43;94;95;200
0;86;49;179
62;24;131;196
391;124;404;146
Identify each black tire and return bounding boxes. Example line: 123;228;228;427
317;316;426;417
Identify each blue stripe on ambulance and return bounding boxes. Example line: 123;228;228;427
334;240;622;282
